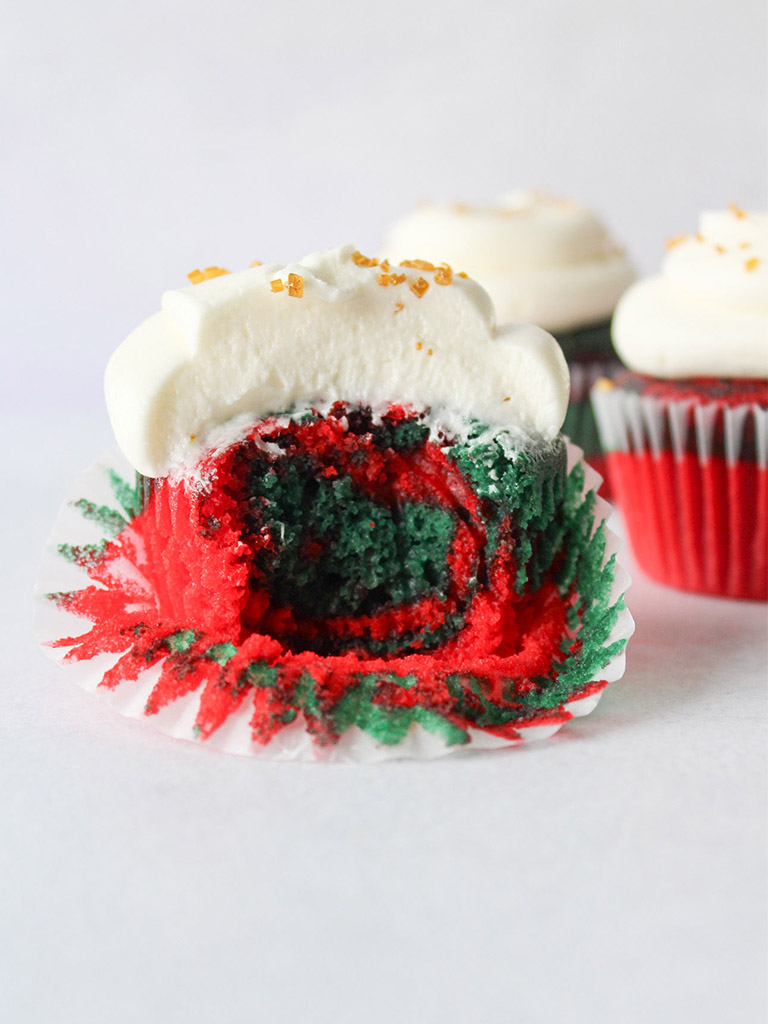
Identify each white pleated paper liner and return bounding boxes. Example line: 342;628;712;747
592;383;768;600
35;443;634;762
569;359;622;405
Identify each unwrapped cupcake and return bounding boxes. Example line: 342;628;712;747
592;206;768;600
384;191;635;486
37;245;632;760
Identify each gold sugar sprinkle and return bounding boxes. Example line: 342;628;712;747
416;341;423;351
695;233;703;242
410;277;429;298
380;259;390;273
503;397;510;402
594;377;614;392
378;272;406;287
715;245;725;254
400;259;435;271
287;273;304;297
270;279;284;292
740;242;751;249
394;302;404;314
434;263;453;286
745;257;760;272
351;251;379;267
188;266;229;284
250;260;262;267
665;235;687;250
457;271;468;279
427;348;433;356
730;202;746;219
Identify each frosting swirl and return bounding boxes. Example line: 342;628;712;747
105;245;569;477
612;208;768;379
384;191;634;332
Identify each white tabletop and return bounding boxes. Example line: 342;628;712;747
2;0;766;1018
1;407;766;1024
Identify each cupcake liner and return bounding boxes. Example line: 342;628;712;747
592;386;768;600
35;443;633;762
562;359;622;495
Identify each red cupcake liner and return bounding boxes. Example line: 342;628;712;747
592;386;768;600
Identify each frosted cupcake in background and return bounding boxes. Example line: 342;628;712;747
592;206;768;600
384;191;635;487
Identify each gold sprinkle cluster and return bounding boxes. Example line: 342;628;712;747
187;266;229;284
269;274;305;296
664;206;760;272
350;250;467;300
185;251;474;302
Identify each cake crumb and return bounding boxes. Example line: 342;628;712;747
410;277;429;298
188;266;229;284
434;263;453;285
287;273;304;297
270;279;284;292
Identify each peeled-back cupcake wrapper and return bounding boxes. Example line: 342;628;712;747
35;442;633;762
592;387;768;600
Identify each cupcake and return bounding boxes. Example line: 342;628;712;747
384;191;635;487
592;207;768;600
37;245;633;760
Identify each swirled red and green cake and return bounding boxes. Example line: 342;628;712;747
39;245;632;759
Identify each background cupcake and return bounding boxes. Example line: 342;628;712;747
384;191;635;487
592;206;768;600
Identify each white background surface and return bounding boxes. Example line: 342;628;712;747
2;1;767;1022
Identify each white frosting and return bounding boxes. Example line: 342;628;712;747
105;244;570;477
612;209;768;378
383;191;634;332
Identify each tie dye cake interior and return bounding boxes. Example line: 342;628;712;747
43;246;632;757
